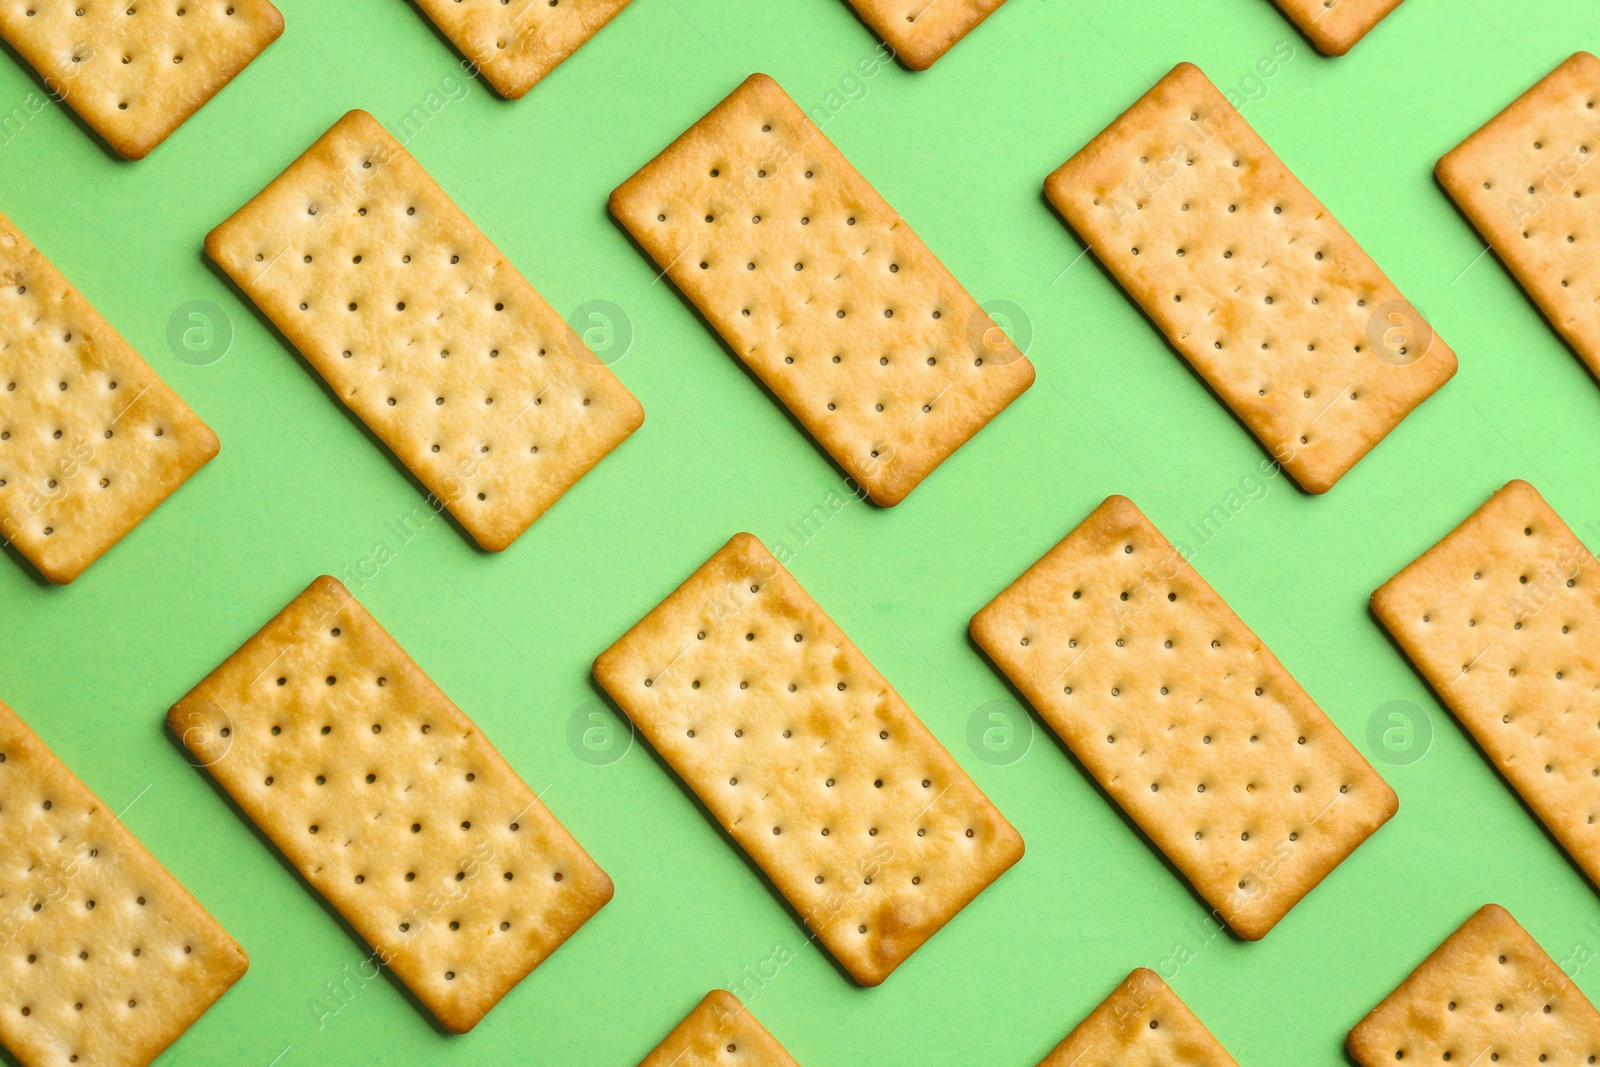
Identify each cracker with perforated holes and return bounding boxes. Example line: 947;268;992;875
610;74;1033;507
594;533;1024;985
207;110;643;551
838;0;1008;70
411;0;633;99
1036;968;1239;1066
0;210;219;584
970;495;1396;939
0;697;247;1067
638;990;801;1067
1372;479;1600;889
1438;53;1600;381
0;0;282;160
168;575;613;1033
1267;0;1403;56
1045;62;1455;494
1348;904;1600;1065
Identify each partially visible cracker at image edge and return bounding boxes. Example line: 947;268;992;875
1371;479;1600;889
1268;0;1404;56
0;1;283;160
638;990;802;1067
971;495;1396;940
0;210;219;585
1046;62;1455;494
1038;968;1240;1066
0;698;247;1067
839;0;1008;70
1348;904;1600;1066
411;0;634;99
169;575;613;1033
207;110;643;552
594;533;1024;986
1437;52;1600;380
611;74;1034;507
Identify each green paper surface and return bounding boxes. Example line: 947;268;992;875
2;0;1598;1063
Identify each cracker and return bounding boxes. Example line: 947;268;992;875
0;0;282;160
838;0;1008;71
971;494;1397;940
1371;479;1600;887
0;210;219;585
638;990;801;1067
1045;62;1455;494
169;575;613;1033
207;110;643;552
610;74;1034;507
594;533;1024;985
1267;0;1403;56
0;697;247;1067
1037;967;1239;1066
411;0;633;100
1437;52;1600;380
1348;904;1600;1065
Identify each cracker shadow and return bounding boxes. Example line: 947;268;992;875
0;537;54;588
159;723;456;1038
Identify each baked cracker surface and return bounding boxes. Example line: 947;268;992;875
1037;967;1240;1066
0;698;247;1067
411;0;633;99
0;210;219;584
610;74;1034;506
207;110;643;551
169;575;613;1033
1045;62;1455;494
971;494;1397;939
637;990;801;1067
1372;479;1600;888
1268;0;1404;56
0;0;282;159
594;532;1024;985
838;0;1008;70
1347;904;1600;1066
1437;52;1600;381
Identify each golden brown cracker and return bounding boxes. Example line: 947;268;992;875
1038;968;1240;1066
1268;0;1404;56
638;990;801;1067
412;0;634;99
839;0;1008;70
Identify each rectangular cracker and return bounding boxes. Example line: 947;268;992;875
1267;0;1404;56
0;0;282;160
1371;479;1600;887
838;0;1008;70
971;494;1397;940
412;0;633;99
168;575;613;1033
207;110;643;551
1437;52;1600;380
0;697;247;1067
638;990;801;1067
594;532;1024;985
1348;904;1600;1066
1045;62;1456;494
1038;968;1239;1066
0;210;219;584
610;74;1034;506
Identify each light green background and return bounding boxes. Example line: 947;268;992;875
2;0;1598;1063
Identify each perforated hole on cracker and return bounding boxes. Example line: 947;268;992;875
971;494;1396;939
207;110;644;552
594;532;1024;985
836;0;1010;70
1036;967;1240;1066
169;575;613;1033
637;990;802;1067
410;0;635;99
0;210;219;584
0;0;283;159
610;74;1034;507
0;697;247;1067
1045;62;1455;493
